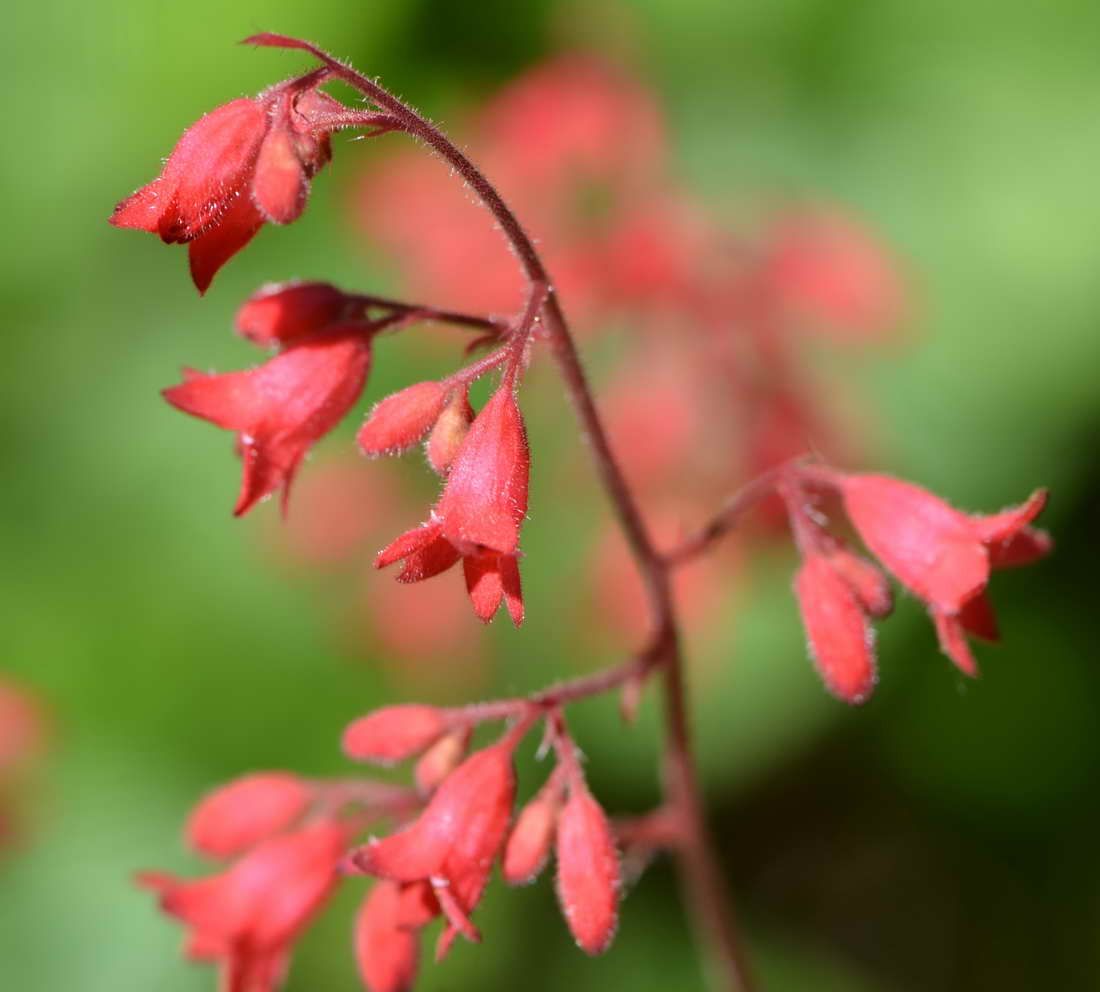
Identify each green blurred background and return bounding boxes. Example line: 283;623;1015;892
3;1;1099;989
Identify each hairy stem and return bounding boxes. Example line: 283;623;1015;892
252;35;755;990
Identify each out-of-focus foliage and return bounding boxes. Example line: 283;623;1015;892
2;1;1098;989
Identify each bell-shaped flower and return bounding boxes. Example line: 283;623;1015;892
838;474;1050;675
186;772;311;859
354;880;440;992
434;384;529;554
110;73;344;292
163;322;373;516
138;819;347;992
375;384;529;625
347;737;518;958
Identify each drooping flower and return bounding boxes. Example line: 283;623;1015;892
110;72;345;292
139;819;347;992
354;880;439;992
163;322;374;515
347;737;518;958
837;474;1050;674
186;772;311;859
375;383;529;625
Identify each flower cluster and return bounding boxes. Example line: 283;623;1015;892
113;31;1053;992
138;773;348;990
109;69;365;292
782;467;1051;702
343;704;622;981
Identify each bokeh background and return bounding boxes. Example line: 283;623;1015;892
3;1;1099;989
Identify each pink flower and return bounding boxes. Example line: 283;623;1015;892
348;738;518;958
375;384;529;625
839;474;1051;674
163;323;373;515
139;819;347;992
186;772;311;859
110;73;342;292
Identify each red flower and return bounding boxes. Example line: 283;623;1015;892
375;384;529;625
139;819;347;992
186;772;311;859
163;323;373;516
110;73;341;292
354;880;439;992
348;737;518;958
839;474;1051;674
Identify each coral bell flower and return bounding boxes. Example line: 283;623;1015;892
163;322;374;516
354;880;439;992
376;384;529;625
139;819;347;992
110;72;342;292
838;474;1051;674
348;737;519;958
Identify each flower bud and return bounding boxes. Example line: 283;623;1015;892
185;772;310;858
358;381;447;456
503;771;564;886
795;553;876;703
342;705;449;765
426;387;475;475
555;784;620;955
825;546;892;619
414;728;471;795
235;281;351;346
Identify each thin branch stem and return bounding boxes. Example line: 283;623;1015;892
351;292;508;335
662;464;788;568
250;34;755;990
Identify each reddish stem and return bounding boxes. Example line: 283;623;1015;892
662;463;790;567
250;35;755;991
350;292;508;335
